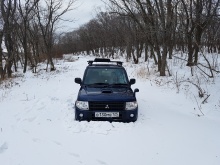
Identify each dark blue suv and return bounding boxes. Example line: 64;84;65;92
74;58;139;122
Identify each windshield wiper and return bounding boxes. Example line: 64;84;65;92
109;83;128;87
86;83;109;87
93;83;109;85
85;83;128;88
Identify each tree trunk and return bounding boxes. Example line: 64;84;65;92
48;51;55;71
0;31;3;79
126;40;132;62
186;34;194;66
193;25;203;65
144;44;148;62
150;46;158;65
160;47;168;76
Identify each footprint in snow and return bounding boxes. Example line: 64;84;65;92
97;159;108;165
69;152;80;158
51;97;59;101
52;141;62;146
0;142;8;154
32;138;41;143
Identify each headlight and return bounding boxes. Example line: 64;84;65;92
125;101;138;110
76;101;89;110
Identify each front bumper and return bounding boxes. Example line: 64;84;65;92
75;107;138;122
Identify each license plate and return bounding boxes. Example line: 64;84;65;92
95;112;119;118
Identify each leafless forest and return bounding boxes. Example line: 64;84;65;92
0;0;220;80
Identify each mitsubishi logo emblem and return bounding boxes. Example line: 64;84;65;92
105;105;109;109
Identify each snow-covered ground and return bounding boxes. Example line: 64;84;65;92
0;54;220;165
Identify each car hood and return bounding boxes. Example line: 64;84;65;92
77;86;136;102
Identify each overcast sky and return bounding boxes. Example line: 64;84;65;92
59;0;106;32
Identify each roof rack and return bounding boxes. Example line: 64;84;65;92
88;58;123;66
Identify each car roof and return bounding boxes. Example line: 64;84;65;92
87;64;123;68
87;58;123;67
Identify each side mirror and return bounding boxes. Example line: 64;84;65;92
129;78;136;85
75;78;82;84
134;88;139;97
134;88;139;93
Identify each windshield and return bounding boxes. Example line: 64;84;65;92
83;68;129;85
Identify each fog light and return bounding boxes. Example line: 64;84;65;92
79;113;83;118
130;114;134;117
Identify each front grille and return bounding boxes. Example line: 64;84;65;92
89;102;125;111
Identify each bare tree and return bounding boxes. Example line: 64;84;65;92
1;0;17;78
36;0;75;71
155;0;173;76
107;0;175;75
180;0;220;66
18;0;40;73
0;4;4;79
